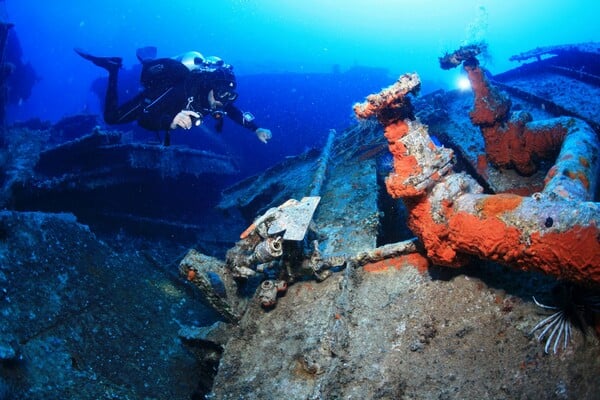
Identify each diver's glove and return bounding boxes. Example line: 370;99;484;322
170;110;201;130
255;128;272;144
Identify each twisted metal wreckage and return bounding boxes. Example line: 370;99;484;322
356;45;599;284
180;46;600;339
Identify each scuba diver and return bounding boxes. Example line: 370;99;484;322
75;47;272;145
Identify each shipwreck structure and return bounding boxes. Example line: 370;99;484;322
1;42;599;399
179;43;600;398
352;57;599;284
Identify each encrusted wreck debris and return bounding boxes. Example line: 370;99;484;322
196;44;600;398
8;127;239;241
181;196;349;316
353;48;599;284
454;45;598;180
508;42;600;64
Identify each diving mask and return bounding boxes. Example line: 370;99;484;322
214;87;238;102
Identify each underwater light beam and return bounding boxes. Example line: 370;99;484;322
457;76;471;91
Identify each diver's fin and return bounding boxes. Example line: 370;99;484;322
74;48;122;72
136;46;158;63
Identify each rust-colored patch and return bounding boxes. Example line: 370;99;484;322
386;174;424;198
565;170;590;190
404;197;467;267
383;123;427;198
476;154;489;179
479;194;523;218
239;222;256;239
526;225;600;283
406;253;430;273
363;258;396;273
186;269;196;281
393;154;419;174
448;212;524;263
576;171;590;190
353;101;376;120
466;65;510;127
448;212;600;284
579;156;590;168
384;121;409;142
363;253;430;274
544;166;557;185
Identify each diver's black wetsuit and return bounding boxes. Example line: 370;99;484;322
103;58;259;133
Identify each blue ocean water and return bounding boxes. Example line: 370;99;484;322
4;0;598;175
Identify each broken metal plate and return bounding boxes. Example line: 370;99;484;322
267;196;321;241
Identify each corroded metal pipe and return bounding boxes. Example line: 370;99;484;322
542;117;598;201
450;191;599;283
349;238;421;266
353;74;600;286
463;56;597;181
309;128;336;197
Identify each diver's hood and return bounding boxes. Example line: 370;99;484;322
189;63;237;89
173;51;205;71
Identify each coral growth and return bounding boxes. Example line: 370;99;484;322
453;47;598;180
353;73;420;126
438;43;487;70
354;71;600;285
